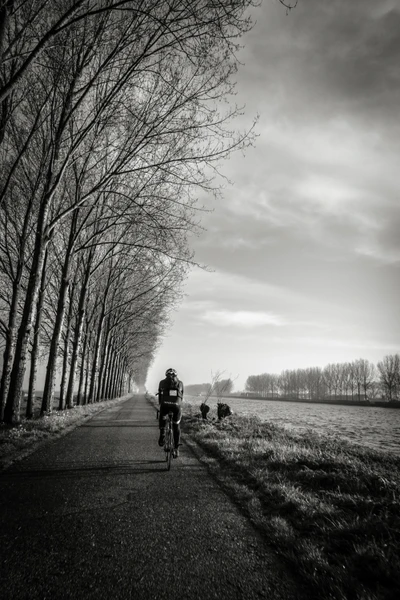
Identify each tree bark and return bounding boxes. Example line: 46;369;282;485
113;353;122;399
0;279;20;421
96;314;112;402
83;328;93;404
3;202;49;424
26;248;48;419
99;336;112;400
41;271;69;415
108;349;119;399
42;212;77;414
76;322;89;406
88;310;104;403
0;202;33;420
65;257;92;408
59;282;75;410
104;340;116;399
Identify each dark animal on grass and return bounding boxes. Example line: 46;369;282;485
217;403;232;420
200;403;210;420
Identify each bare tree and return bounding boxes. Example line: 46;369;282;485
0;1;299;107
377;354;400;402
245;374;266;396
353;359;376;401
2;0;261;423
245;360;380;404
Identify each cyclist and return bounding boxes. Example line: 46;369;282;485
158;368;184;457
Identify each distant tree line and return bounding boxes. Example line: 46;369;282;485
245;355;400;402
185;383;212;396
185;378;234;397
0;0;259;424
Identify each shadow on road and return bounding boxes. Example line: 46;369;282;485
0;460;171;480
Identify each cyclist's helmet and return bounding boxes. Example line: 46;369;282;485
165;368;177;378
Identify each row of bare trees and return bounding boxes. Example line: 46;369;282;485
0;0;264;424
186;378;234;397
245;355;400;402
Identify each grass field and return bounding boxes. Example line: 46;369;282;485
182;401;400;600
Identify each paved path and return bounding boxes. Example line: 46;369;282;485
0;394;302;599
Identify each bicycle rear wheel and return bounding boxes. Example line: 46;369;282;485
164;419;173;470
166;427;173;470
166;449;172;470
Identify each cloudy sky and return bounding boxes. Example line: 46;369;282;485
147;0;400;392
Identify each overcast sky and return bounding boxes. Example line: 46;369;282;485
147;0;400;392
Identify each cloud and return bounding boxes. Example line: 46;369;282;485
356;242;400;265
195;0;400;270
180;267;335;316
195;110;400;265
201;309;285;328
243;0;400;122
148;0;400;392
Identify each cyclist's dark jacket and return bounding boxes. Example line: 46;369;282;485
158;377;184;405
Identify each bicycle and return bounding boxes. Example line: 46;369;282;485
156;398;179;470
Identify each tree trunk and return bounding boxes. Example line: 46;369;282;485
59;282;75;410
76;323;89;406
0;279;20;421
119;361;126;396
109;350;119;399
4;217;49;424
83;329;93;404
26;248;48;418
96;317;111;402
104;342;116;399
41;272;69;415
113;353;121;399
0;202;32;420
117;361;123;397
65;259;92;409
42;214;77;414
88;311;104;403
113;355;119;399
66;308;83;408
99;337;112;400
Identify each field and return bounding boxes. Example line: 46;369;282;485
182;401;400;600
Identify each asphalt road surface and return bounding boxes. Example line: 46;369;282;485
0;394;303;599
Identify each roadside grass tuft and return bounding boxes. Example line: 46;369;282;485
182;403;400;600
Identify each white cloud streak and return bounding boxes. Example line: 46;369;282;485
201;310;285;328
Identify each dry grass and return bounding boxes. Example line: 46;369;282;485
182;402;400;600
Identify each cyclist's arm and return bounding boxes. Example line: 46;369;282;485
158;382;163;405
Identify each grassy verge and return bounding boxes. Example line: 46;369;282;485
182;402;399;600
0;395;130;471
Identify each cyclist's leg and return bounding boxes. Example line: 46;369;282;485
172;404;182;449
158;403;168;446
